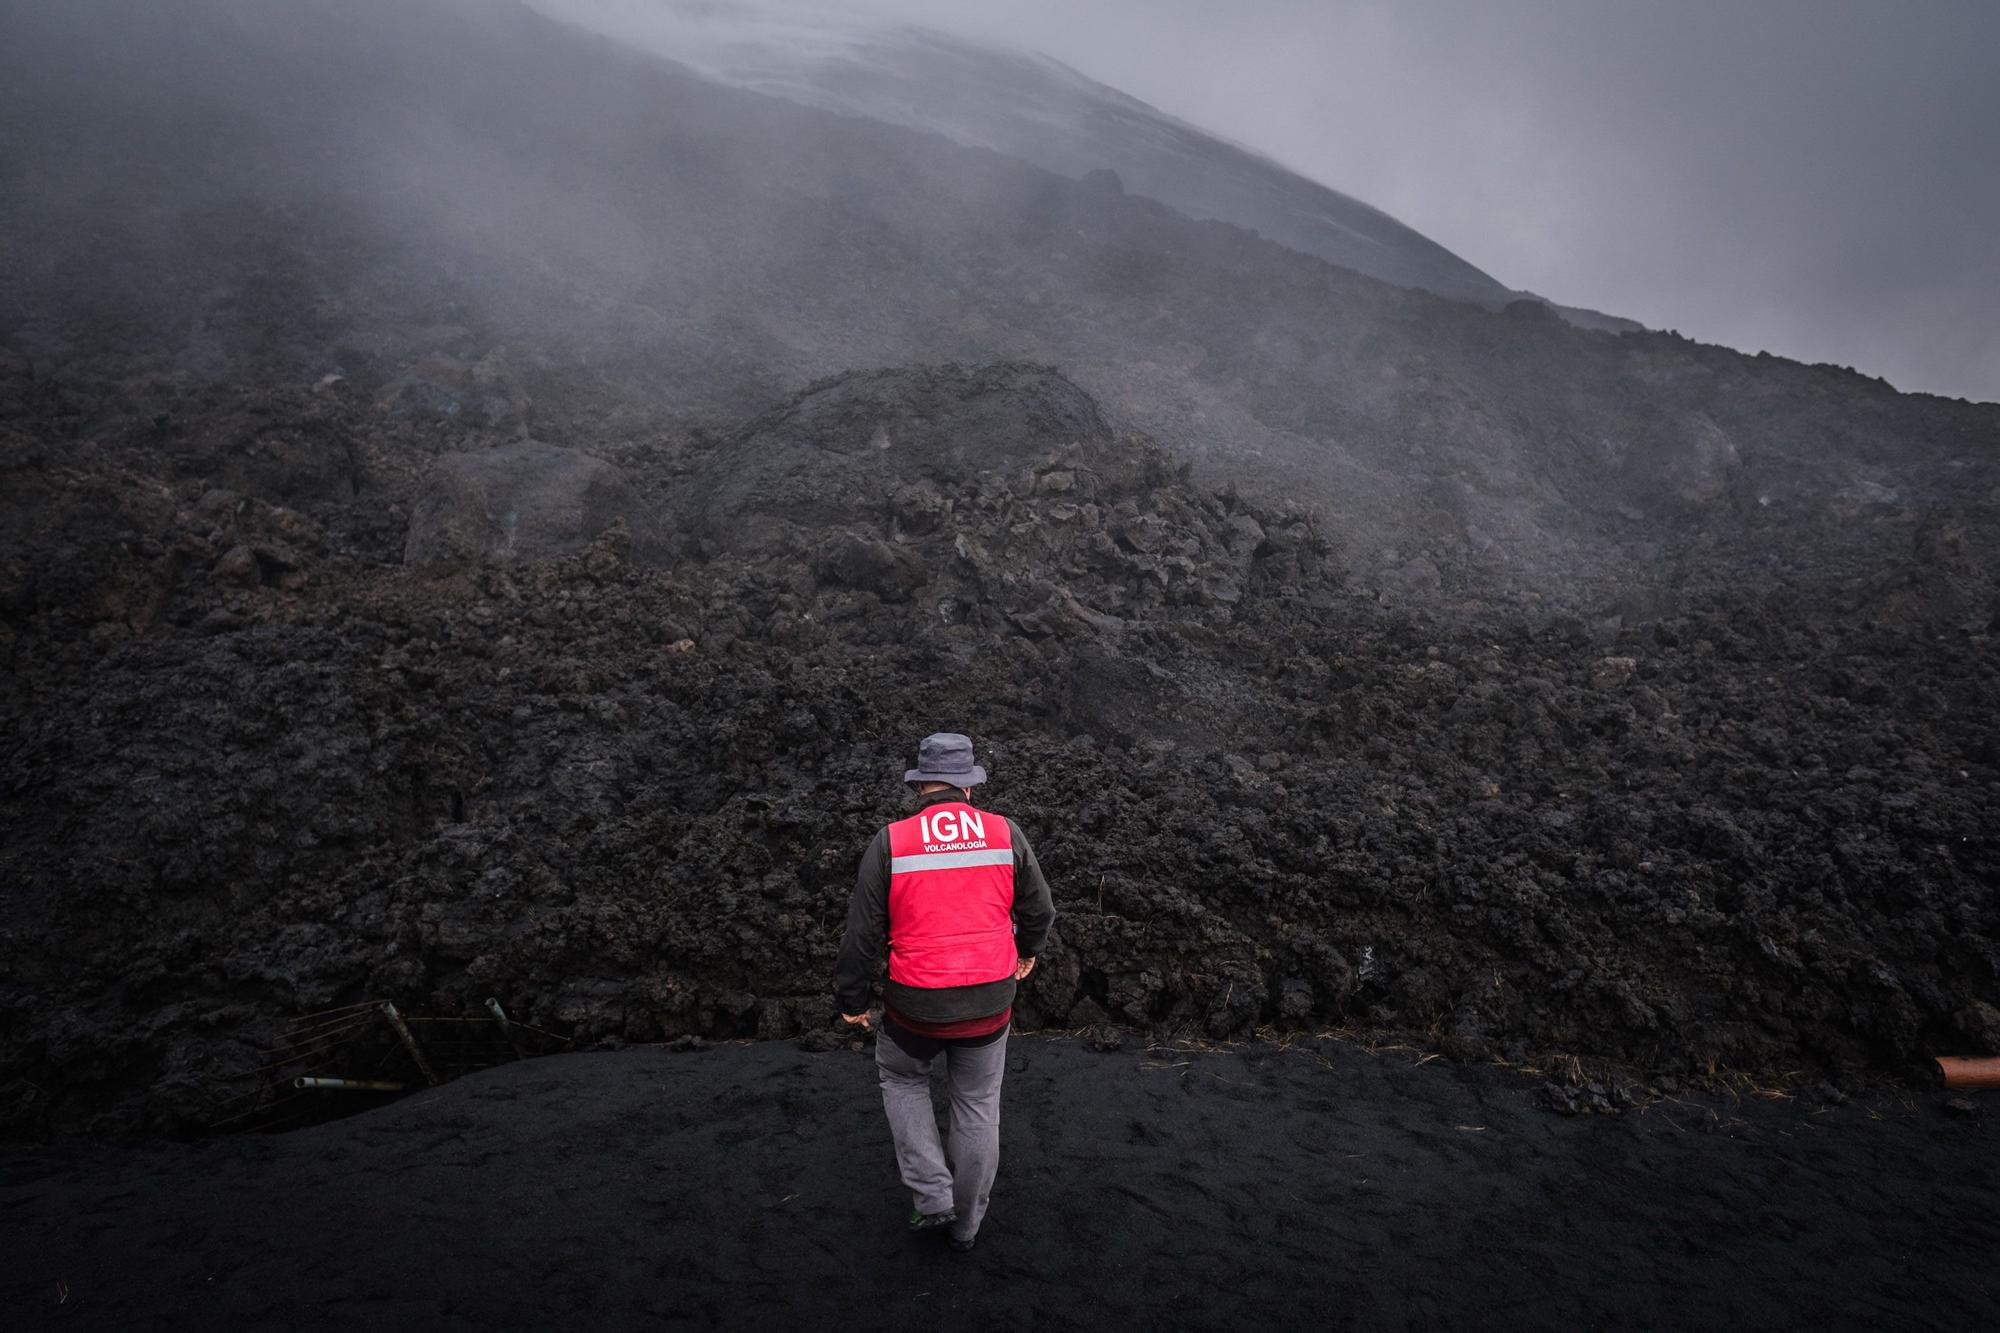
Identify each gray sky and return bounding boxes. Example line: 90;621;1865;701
806;0;2000;403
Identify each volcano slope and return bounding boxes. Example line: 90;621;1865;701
2;360;1997;1137
6;0;1999;614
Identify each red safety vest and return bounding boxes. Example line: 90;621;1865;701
885;801;1018;988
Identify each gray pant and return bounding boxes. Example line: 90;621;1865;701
875;1024;1008;1242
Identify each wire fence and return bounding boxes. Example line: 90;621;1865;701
209;999;573;1133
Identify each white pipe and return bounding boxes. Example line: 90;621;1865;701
294;1076;404;1091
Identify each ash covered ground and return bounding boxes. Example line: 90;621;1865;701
3;354;1996;1137
5;1041;1994;1330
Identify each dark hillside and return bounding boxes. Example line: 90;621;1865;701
3;361;1997;1136
3;0;1995;609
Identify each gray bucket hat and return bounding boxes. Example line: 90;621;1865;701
903;732;987;787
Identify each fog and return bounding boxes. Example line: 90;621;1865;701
536;0;2000;402
5;0;1991;583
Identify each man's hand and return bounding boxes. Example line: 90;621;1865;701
841;1011;871;1029
1014;957;1037;982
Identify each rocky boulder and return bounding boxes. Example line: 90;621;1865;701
1955;1001;2000;1056
404;441;643;566
376;351;532;431
685;362;1114;550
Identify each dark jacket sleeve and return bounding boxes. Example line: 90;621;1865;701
834;828;891;1015
1008;818;1056;957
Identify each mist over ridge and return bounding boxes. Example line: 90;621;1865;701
525;0;1639;328
530;0;2000;405
604;0;2000;405
5;0;1994;610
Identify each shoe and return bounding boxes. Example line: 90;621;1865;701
907;1208;956;1234
948;1234;975;1254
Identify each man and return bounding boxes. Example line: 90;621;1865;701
835;732;1056;1254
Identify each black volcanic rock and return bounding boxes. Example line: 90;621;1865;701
686;362;1113;548
1;0;1998;1141
1956;1002;2000;1055
405;441;643;567
2;358;1998;1139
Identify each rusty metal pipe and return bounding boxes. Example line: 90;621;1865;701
1937;1057;2000;1088
294;1077;404;1092
382;1002;441;1086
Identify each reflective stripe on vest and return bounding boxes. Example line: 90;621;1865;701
885;801;1017;989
